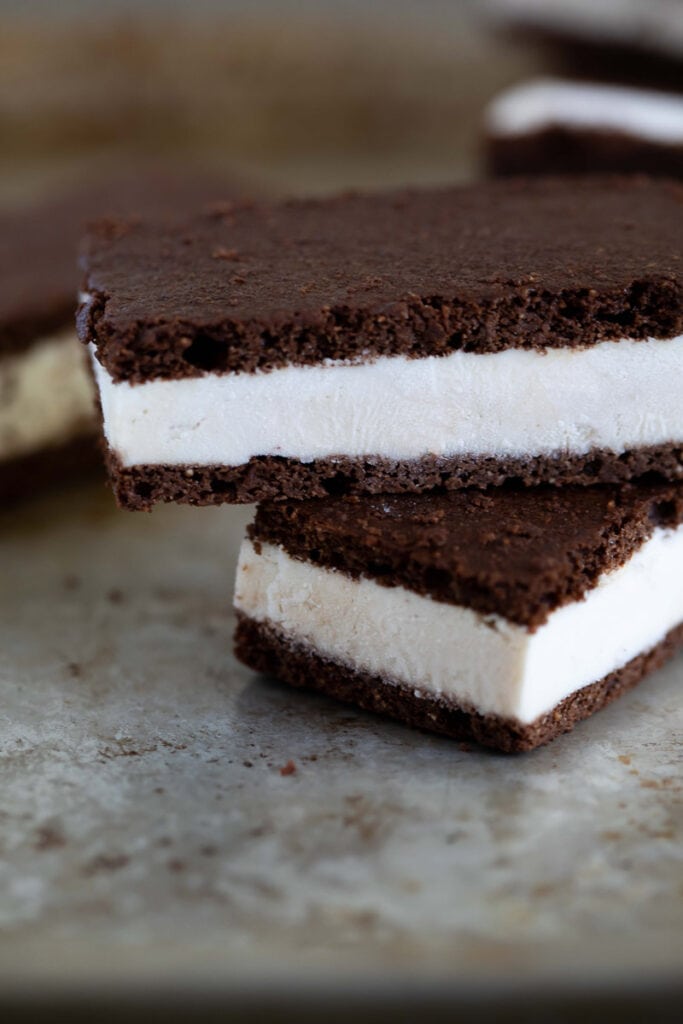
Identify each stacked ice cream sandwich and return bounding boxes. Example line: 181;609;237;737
483;1;683;178
79;176;683;752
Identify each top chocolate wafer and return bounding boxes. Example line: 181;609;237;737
79;177;683;508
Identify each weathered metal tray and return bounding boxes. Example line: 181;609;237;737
0;483;681;1017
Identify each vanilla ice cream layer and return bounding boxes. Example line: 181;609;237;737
0;331;96;462
487;79;683;144
92;335;683;469
235;529;683;724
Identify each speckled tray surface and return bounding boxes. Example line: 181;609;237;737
0;483;681;1014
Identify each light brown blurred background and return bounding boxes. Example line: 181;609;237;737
0;0;542;203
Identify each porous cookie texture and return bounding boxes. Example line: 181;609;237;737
108;445;683;511
80;177;683;384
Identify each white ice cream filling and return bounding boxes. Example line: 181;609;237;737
92;335;683;469
0;331;96;461
234;530;683;724
487;78;683;145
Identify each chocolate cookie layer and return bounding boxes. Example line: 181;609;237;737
508;30;683;95
485;1;683;93
234;614;683;753
108;444;683;512
80;177;683;384
489;129;683;178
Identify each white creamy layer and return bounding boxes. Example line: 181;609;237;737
484;0;683;56
234;529;683;724
0;331;96;461
487;78;683;144
92;335;683;468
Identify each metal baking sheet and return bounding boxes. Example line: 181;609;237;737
0;482;681;1013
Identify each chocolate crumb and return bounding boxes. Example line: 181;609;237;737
82;852;130;876
34;825;66;851
204;199;237;219
212;247;241;261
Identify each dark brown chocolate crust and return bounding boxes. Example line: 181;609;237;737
79;177;683;384
250;479;683;628
0;167;243;357
0;433;101;504
487;128;683;180
108;442;683;522
234;614;683;753
505;26;683;94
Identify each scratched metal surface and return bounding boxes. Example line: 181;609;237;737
0;482;681;1010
